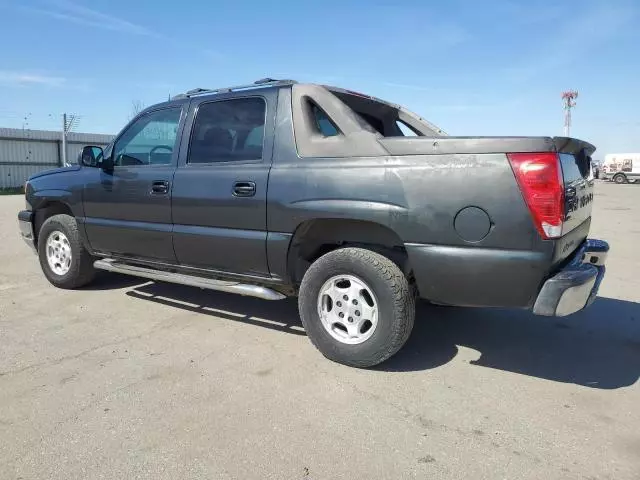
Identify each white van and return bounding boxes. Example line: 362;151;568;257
602;153;640;184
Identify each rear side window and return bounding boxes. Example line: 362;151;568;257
559;153;588;184
312;104;339;137
188;97;266;164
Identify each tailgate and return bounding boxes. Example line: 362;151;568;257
552;137;595;264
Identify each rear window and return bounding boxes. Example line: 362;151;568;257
559;153;588;184
312;104;339;137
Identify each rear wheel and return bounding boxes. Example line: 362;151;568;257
298;247;415;367
613;173;627;184
37;214;96;289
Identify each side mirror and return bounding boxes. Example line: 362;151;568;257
80;146;104;167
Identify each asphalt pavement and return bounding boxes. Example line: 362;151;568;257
1;182;639;479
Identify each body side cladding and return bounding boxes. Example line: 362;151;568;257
266;232;293;281
405;242;553;308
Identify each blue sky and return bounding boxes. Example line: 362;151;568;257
0;0;638;158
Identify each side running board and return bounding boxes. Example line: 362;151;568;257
93;259;286;301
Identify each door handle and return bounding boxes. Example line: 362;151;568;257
151;180;169;194
232;181;256;197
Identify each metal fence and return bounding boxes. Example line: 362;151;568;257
0;128;114;188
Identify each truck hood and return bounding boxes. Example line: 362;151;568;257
29;165;81;180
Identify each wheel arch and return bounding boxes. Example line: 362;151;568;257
33;201;75;244
613;172;628;183
286;218;411;285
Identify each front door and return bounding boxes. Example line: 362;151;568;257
171;92;277;276
83;104;186;261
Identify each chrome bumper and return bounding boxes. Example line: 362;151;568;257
18;210;36;253
533;239;608;317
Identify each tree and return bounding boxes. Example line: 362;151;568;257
130;100;145;120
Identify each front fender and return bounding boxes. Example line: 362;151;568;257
26;186;89;252
27;189;83;218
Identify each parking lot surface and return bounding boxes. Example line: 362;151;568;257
1;182;639;480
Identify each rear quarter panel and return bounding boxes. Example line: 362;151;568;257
269;88;542;250
268;137;554;307
269;152;540;249
267;88;559;307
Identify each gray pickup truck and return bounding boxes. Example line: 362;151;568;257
18;78;608;367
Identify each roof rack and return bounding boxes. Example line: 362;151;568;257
172;78;296;100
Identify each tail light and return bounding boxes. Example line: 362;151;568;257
507;152;564;239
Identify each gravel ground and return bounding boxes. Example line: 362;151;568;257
0;181;639;480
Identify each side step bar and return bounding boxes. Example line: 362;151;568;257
93;259;286;301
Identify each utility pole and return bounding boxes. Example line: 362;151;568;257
61;113;79;166
62;113;67;166
561;90;578;137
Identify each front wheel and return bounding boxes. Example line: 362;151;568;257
613;173;627;184
37;214;96;289
298;248;415;367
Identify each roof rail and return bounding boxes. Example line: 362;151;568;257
172;78;296;100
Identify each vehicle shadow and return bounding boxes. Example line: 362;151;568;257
380;297;640;389
125;281;305;336
116;277;639;389
82;271;151;290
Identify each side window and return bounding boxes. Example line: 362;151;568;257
312;104;339;137
113;108;181;167
622;159;632;172
188;98;266;164
396;120;419;137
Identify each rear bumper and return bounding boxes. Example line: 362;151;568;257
405;238;608;314
18;210;36;252
532;239;608;316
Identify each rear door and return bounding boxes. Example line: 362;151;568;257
171;90;277;276
83;104;186;261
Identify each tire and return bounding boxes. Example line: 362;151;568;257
37;214;96;289
613;173;627;184
298;247;415;367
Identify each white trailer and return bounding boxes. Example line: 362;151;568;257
602;153;640;184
